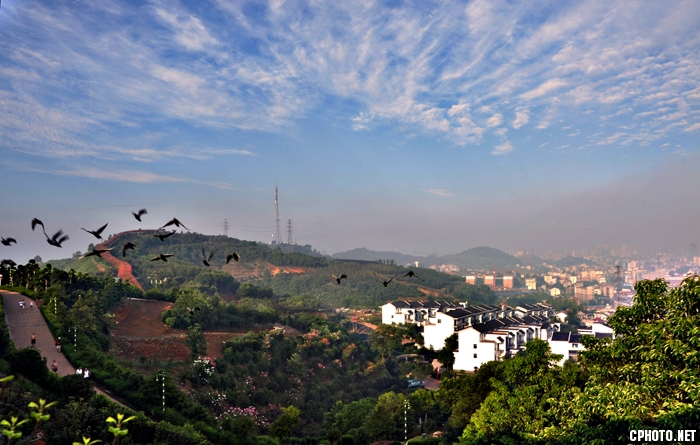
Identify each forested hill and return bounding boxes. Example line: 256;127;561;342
44;231;498;309
334;245;543;271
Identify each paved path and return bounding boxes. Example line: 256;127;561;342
2;291;73;376
2;290;127;408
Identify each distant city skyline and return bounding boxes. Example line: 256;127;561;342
1;0;699;264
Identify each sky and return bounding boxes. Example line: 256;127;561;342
0;0;699;263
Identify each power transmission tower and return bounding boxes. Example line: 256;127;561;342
286;219;293;253
222;219;229;237
274;179;283;247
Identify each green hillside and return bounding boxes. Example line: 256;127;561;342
44;231;497;308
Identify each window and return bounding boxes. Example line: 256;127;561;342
473;354;477;358
572;343;578;348
473;344;477;349
438;319;441;323
391;315;393;318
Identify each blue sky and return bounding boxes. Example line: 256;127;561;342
1;0;699;262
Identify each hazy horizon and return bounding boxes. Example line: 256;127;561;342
1;0;699;264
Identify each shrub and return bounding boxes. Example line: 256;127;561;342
154;421;209;445
9;348;48;381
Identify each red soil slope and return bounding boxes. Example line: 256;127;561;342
97;230;150;291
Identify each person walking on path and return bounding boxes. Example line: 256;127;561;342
55;337;61;352
31;333;36;347
51;360;58;373
30;301;34;310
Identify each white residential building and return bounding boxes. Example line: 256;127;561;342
383;299;556;371
549;322;614;365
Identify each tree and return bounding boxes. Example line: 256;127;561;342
369;324;404;360
270;406;300;439
185;324;207;359
437;334;458;370
364;392;406;440
459;339;568;444
573;277;700;427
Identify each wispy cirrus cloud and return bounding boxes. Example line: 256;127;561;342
424;189;455;197
684;122;700;132
0;0;698;164
6;163;237;190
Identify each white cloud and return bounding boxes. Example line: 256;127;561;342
152;5;219;52
486;113;503;127
491;141;513;155
424;189;455;197
0;0;699;164
684;122;700;132
352;112;375;131
520;79;567;100
513;110;529;129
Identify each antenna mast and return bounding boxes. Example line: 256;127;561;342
275;179;283;247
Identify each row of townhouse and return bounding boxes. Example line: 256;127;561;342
381;300;559;371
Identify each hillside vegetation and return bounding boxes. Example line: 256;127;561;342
46;231;497;309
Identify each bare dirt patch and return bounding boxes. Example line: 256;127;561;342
270;266;306;276
110;298;190;362
110;299;303;366
113;298;175;338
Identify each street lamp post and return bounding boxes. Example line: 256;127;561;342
156;372;166;412
69;326;77;350
404;400;410;444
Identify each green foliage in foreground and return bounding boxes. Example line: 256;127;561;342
458;276;700;445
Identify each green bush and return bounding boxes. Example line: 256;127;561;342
9;348;48;381
407;438;441;445
154;421;209;445
60;374;94;401
339;435;354;445
257;436;281;445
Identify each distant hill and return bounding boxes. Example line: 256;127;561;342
334;245;540;271
331;248;427;265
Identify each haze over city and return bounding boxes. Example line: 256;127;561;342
1;0;699;263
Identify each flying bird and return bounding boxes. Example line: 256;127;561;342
153;231;175;241
150;254;174;262
162;218;189;230
46;230;69;248
187;307;201;315
79;247;113;259
332;274;347;284
122;242;136;257
403;271;423;281
226;252;240;263
31;218;45;233
1;237;17;246
202;249;215;267
81;223;108;239
132;209;147;222
1;259;17;268
373;273;396;287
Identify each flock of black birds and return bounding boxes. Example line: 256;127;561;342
2;210;424;288
1;210;242;270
